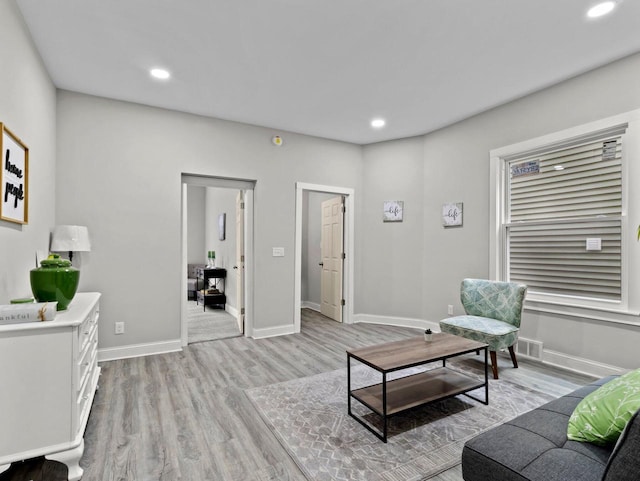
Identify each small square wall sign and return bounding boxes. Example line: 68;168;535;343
383;201;403;222
442;202;463;227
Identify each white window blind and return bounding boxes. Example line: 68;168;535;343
506;134;623;301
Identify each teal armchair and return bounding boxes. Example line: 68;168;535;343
439;279;527;379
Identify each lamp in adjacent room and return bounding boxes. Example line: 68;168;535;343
50;225;91;263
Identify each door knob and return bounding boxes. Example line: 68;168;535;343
318;262;324;266
233;266;238;269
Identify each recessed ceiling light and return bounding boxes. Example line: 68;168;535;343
587;1;616;18
371;118;386;129
150;68;171;80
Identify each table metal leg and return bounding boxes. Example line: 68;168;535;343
382;372;388;442
346;359;389;443
484;347;489;404
347;355;352;415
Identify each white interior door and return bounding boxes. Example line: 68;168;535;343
320;196;344;322
235;191;245;333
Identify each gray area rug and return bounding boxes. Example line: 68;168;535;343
246;359;554;481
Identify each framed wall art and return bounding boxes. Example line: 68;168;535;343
383;200;403;222
218;213;226;240
1;123;29;224
442;202;463;227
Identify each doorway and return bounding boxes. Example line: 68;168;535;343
301;192;345;322
181;174;255;346
294;182;355;333
320;195;345;322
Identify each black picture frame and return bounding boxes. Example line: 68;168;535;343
218;213;226;241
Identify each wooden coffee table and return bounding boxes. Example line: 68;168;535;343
346;332;488;442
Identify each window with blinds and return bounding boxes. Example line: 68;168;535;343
506;134;623;301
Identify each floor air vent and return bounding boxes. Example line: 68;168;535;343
515;338;543;360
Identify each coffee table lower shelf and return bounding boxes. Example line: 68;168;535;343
348;365;488;443
351;367;484;416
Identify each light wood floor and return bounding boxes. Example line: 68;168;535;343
1;310;595;481
187;300;242;344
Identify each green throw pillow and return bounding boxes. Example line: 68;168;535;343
568;369;640;446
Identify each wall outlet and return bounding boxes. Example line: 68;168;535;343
115;321;125;335
272;247;285;257
447;305;454;315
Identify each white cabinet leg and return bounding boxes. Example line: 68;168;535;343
46;439;84;481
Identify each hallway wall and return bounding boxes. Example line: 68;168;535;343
56;90;363;350
0;0;57;304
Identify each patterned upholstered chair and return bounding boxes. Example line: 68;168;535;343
439;279;527;379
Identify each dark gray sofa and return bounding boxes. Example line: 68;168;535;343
462;376;640;481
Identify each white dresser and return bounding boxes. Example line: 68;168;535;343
0;292;101;481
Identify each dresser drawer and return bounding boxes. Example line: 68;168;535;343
77;304;99;354
76;350;98;433
77;325;98;394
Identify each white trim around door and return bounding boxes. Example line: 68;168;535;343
294;182;355;333
180;174;255;346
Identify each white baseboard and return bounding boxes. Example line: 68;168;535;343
354;312;625;378
96;313;625;378
542;349;625;378
302;301;321;312
251;324;296;339
98;339;182;362
354;313;439;332
226;304;238;318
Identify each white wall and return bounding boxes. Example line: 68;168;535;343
12;0;638;373
360;136;425;319
204;187;237;310
0;0;56;304
56;90;363;350
187;185;205;264
360;52;640;372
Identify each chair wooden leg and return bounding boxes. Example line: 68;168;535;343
508;345;518;369
489;351;499;379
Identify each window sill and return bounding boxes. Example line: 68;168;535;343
524;298;640;327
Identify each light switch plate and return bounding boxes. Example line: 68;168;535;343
273;247;285;257
586;238;602;251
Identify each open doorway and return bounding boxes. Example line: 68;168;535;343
301;191;344;321
181;174;255;346
294;182;355;333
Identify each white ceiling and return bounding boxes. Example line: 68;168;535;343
15;0;640;145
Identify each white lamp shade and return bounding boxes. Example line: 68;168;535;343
50;225;91;252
